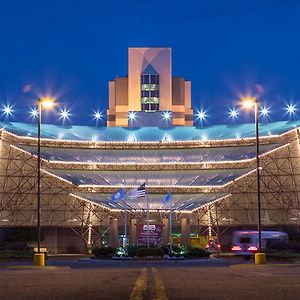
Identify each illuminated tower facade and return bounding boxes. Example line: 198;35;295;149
107;47;193;127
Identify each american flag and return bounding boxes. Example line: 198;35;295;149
127;183;146;199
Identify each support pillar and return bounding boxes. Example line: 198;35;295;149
162;217;169;245
181;217;191;246
129;218;137;245
109;218;119;248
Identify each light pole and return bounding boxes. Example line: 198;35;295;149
34;97;55;267
242;97;266;264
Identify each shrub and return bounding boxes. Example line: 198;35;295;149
186;246;209;258
92;247;116;258
162;244;210;258
136;247;164;257
115;247;128;257
127;245;144;257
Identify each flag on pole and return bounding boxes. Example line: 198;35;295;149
111;188;126;201
163;191;172;204
127;183;146;199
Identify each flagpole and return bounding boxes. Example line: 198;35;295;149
147;190;150;248
169;193;172;248
124;194;127;248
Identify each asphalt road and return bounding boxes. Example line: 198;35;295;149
0;257;299;300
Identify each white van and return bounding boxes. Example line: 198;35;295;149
231;231;288;256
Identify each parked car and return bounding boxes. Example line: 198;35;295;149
205;237;221;253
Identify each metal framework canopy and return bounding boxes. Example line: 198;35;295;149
0;120;299;229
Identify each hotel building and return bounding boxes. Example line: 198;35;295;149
107;48;193;127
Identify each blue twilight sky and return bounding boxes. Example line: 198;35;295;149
0;0;300;126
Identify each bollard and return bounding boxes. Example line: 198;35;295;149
34;253;45;267
255;253;266;265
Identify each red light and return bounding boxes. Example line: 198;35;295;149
205;244;209;248
248;246;258;252
217;244;221;248
231;246;241;251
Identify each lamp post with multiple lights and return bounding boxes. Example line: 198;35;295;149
34;97;55;267
241;97;266;264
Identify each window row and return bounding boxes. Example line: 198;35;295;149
141;90;159;97
141;97;159;104
141;84;159;91
141;74;159;84
141;103;159;111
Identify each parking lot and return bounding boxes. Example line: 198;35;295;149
0;257;300;300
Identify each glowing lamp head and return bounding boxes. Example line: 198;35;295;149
128;111;137;121
286;104;296;115
196;110;206;121
30;108;38;118
94;111;102;120
162;111;172;121
59;108;71;121
39;97;55;109
2;105;13;116
260;106;270;117
241;97;256;109
229;108;239;119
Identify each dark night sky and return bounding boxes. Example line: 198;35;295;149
1;0;300;126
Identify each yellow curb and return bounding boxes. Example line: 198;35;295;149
0;266;70;270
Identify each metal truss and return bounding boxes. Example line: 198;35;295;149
1;127;300;247
193;131;300;237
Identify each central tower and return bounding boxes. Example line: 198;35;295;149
107;47;193;127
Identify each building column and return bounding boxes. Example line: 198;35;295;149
181;217;191;246
54;226;58;254
129;218;137;245
162;217;169;245
109;218;119;248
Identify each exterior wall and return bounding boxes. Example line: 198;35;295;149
184;81;194;126
107;80;116;126
128;47;172;112
172;77;186;126
107;77;128;127
172;77;193;126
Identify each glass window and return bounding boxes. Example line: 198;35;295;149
239;237;251;244
141;73;159;112
151;90;159;97
150;103;159;111
141;103;149;111
141;90;150;97
141;75;149;84
150;75;159;84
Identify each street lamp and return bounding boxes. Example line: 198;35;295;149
241;97;266;265
34;97;55;267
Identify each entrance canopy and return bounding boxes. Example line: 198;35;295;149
72;192;230;212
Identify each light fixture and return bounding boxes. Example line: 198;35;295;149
196;109;207;121
30;108;38;118
162;111;172;120
40;97;55;109
241;97;256;109
259;106;270;117
228;108;239;120
286;103;296;115
59;108;71;122
128;111;137;121
2;104;13;117
93;111;102;120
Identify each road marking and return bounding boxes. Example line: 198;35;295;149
152;267;168;300
130;268;147;300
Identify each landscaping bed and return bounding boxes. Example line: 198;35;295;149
92;245;210;260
